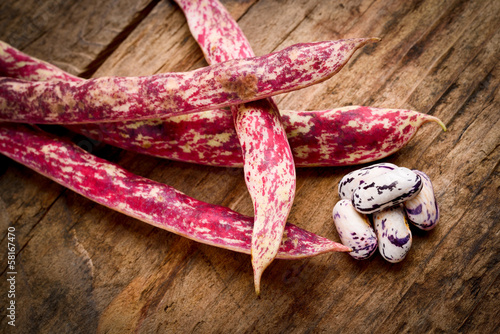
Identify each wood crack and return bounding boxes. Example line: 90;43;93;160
412;65;498;168
362;0;493;109
0;188;67;275
456;270;500;332
235;0;260;24
79;0;161;79
271;3;320;53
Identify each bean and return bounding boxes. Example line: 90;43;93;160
404;170;440;230
72;106;446;166
352;167;423;214
0;41;447;168
332;199;377;260
0;38;376;124
338;163;398;200
0;123;350;259
0;40;80;82
373;205;412;263
176;0;296;295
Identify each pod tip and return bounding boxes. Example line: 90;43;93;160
253;268;263;296
429;115;447;132
418;112;447;132
438;120;447;132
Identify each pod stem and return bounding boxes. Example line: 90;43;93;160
425;114;447;132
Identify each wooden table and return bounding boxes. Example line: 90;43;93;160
1;0;498;332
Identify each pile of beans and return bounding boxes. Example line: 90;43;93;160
333;163;439;263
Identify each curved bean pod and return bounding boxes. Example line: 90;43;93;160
404;170;439;230
176;0;296;294
332;199;378;260
0;123;350;259
373;205;412;263
0;38;376;124
338;162;398;200
0;41;447;168
352;167;423;214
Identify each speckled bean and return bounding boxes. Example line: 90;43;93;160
338;163;398;200
404;170;439;230
373;205;412;263
332;199;378;260
353;167;423;214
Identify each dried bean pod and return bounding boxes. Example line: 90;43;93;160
332;199;377;260
284;108;446;166
174;0;254;63
0;41;447;167
404;170;439;230
63;106;446;167
177;0;295;293
72;106;446;167
0;38;376;124
0;41;80;82
373;205;412;263
338;162;398;200
233;101;296;294
176;0;296;295
0;123;350;258
353;167;423;214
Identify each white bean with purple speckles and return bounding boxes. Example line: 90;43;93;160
338;162;398;200
404;170;439;230
352;167;423;214
332;199;378;260
373;205;412;263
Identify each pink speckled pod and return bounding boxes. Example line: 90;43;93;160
0;37;375;124
0;123;350;258
71;106;445;167
0;41;80;82
0;41;446;168
175;0;296;294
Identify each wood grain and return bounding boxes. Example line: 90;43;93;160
0;0;498;333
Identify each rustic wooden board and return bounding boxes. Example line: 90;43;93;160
0;0;498;333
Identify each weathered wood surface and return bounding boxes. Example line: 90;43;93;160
0;0;498;332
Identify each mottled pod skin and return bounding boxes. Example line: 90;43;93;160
0;41;80;82
175;0;296;295
0;38;376;124
404;170;439;230
353;167;423;214
173;0;254;63
233;101;296;294
0;123;350;258
338;162;398;200
0;41;447;168
284;109;446;167
70;106;447;167
332;199;378;260
373;205;412;263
